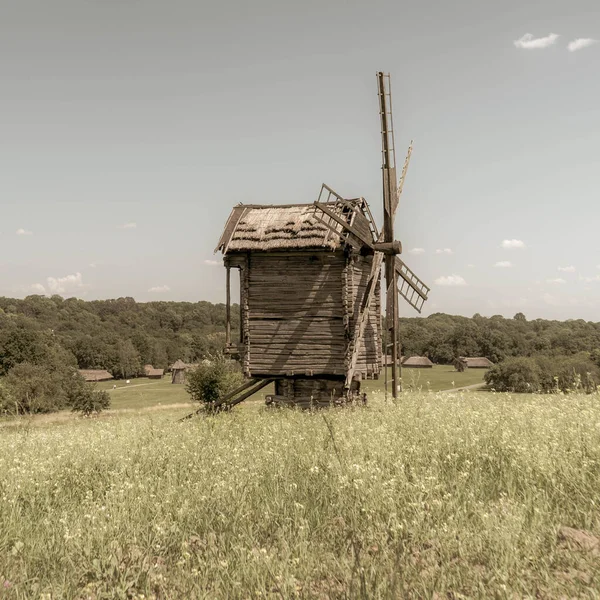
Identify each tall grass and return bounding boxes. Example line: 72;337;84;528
1;392;600;598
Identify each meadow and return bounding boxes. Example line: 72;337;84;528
1;390;600;598
95;365;486;413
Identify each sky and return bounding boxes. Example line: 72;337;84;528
1;0;599;321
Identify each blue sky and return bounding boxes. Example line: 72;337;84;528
1;0;599;320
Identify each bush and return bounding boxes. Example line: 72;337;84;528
63;370;111;416
3;363;67;414
185;353;244;405
485;354;600;393
485;357;541;393
0;364;110;416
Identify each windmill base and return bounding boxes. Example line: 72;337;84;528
265;378;366;410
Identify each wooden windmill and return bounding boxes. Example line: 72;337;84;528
210;72;429;410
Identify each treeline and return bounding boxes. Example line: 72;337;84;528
398;312;600;363
2;296;600;379
0;295;240;379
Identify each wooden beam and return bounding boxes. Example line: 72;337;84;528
314;202;374;249
227;378;274;408
225;266;231;346
344;251;384;389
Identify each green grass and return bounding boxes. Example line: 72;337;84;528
96;377;192;411
96;365;486;412
366;364;486;394
1;391;600;598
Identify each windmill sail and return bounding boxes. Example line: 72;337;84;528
395;258;430;313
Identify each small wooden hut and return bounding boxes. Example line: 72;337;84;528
147;368;164;379
460;357;494;369
143;364;154;377
78;369;114;382
402;356;434;369
171;360;187;384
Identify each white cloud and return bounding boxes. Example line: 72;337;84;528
408;248;425;255
546;278;566;284
514;33;560;49
31;272;88;297
495;261;512;268
30;283;46;294
434;275;466;286
203;259;220;266
501;239;525;249
580;275;600;283
557;265;575;273
148;285;170;293
542;293;560;306
467;264;475;268
435;248;453;255
47;272;86;295
118;222;137;230
16;228;33;236
568;38;598;52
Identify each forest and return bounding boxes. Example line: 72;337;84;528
1;295;600;378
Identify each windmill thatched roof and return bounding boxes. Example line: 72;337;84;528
402;356;434;368
460;357;494;368
171;359;187;370
216;201;372;253
78;369;114;382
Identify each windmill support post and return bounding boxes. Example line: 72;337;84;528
225;265;231;346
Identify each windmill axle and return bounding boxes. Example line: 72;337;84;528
372;240;402;255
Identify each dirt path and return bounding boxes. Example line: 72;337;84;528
109;382;162;391
441;383;487;393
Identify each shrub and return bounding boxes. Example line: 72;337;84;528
185;353;244;405
0;364;110;416
485;354;600;393
3;363;67;414
63;369;111;416
485;357;541;393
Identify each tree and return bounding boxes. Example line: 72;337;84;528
63;370;110;416
185;353;244;405
4;363;67;414
115;339;141;378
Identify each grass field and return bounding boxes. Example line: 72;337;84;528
1;391;600;598
96;365;487;413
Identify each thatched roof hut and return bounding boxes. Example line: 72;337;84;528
143;364;154;377
171;359;187;384
147;368;164;379
402;356;434;368
459;357;494;369
218;203;368;253
78;369;114;382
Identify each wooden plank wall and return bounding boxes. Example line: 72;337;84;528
245;252;347;376
348;255;382;377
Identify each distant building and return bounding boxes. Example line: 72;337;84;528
170;360;187;384
78;369;114;382
147;368;164;379
459;357;494;369
143;364;154;377
402;356;434;369
383;355;405;366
